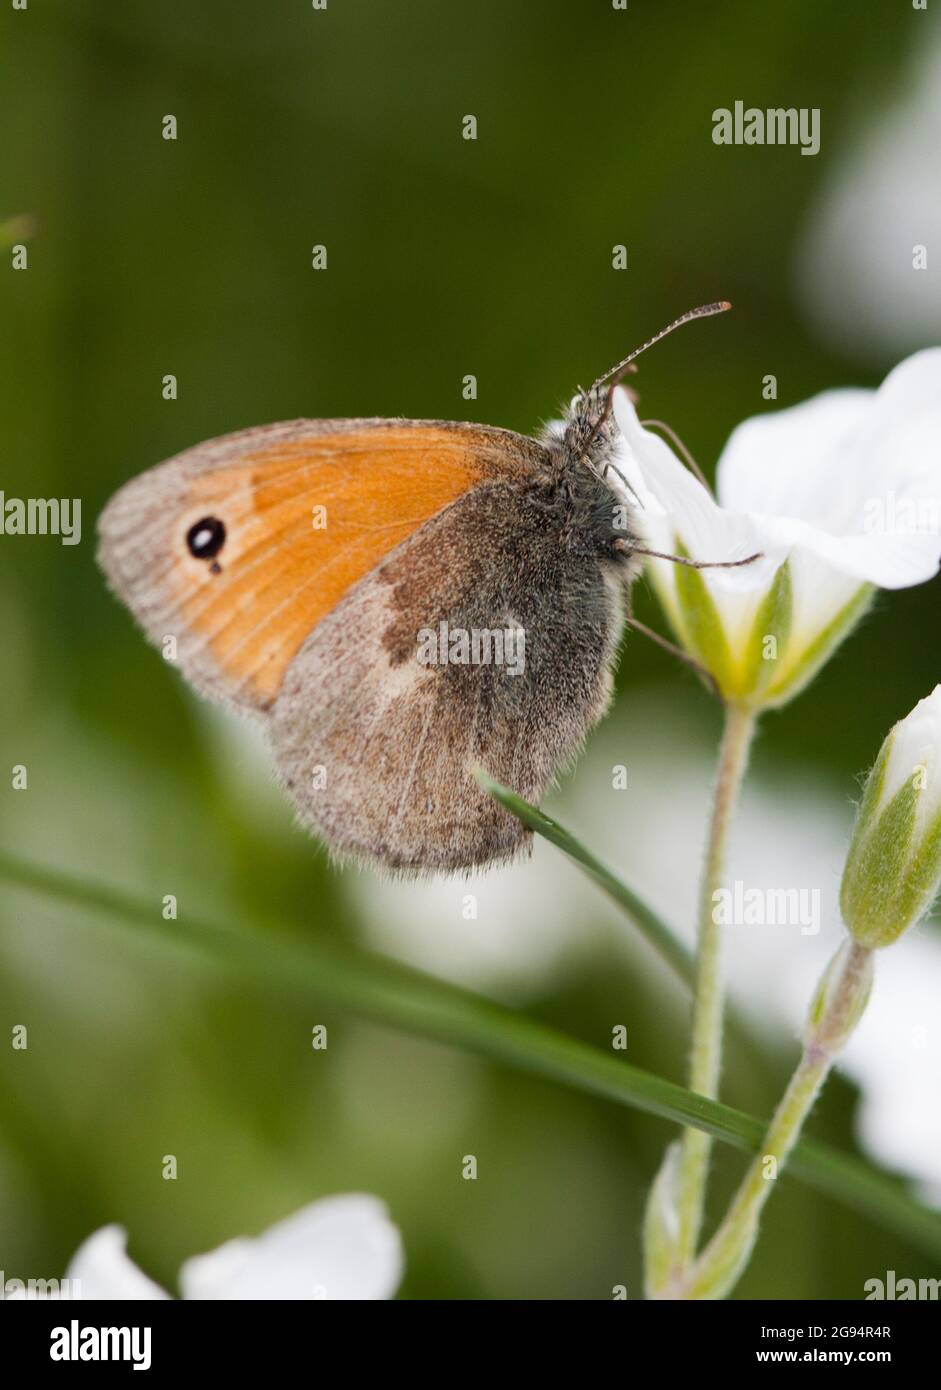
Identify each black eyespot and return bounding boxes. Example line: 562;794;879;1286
186;516;226;560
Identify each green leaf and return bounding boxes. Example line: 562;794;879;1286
1;850;939;1262
476;771;694;987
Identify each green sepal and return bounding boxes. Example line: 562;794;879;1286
840;735;893;901
886;803;941;945
673;536;735;696
764;583;874;709
841;771;919;948
740;559;792;699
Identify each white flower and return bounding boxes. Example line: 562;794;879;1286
841;686;941;948
612;350;941;706
16;1194;404;1301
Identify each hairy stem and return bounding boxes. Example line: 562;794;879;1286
680;940;875;1299
672;701;757;1270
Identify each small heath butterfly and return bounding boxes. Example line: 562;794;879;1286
98;303;754;873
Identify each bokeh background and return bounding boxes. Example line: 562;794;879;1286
2;0;939;1299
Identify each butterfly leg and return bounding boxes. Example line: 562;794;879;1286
624;584;719;697
640;418;711;491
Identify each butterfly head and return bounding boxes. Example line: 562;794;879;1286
557;384;623;487
548;301;733;517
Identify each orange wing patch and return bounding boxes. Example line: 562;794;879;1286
172;427;501;705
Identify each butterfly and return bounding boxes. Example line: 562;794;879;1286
98;303;754;874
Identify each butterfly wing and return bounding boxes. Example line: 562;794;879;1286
99;417;625;873
269;471;626;874
98;418;540;711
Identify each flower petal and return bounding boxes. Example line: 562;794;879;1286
882;685;941;834
178;1194;404;1301
858;348;941;504
718;351;941;546
755;512;941;590
612;388;782;595
716;389;871;524
65;1226;171;1300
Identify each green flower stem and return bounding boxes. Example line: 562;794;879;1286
680;940;875;1300
672;701;757;1269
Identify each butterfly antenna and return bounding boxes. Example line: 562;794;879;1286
591;301;732;393
573;301;731;478
614;539;762;570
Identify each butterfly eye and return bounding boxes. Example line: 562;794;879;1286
186;516;226;560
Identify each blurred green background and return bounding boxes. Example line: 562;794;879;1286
2;0;939;1299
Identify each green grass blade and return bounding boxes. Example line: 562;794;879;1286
1;850;938;1261
477;772;694;986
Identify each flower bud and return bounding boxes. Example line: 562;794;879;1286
840;686;941;948
804;940;874;1053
